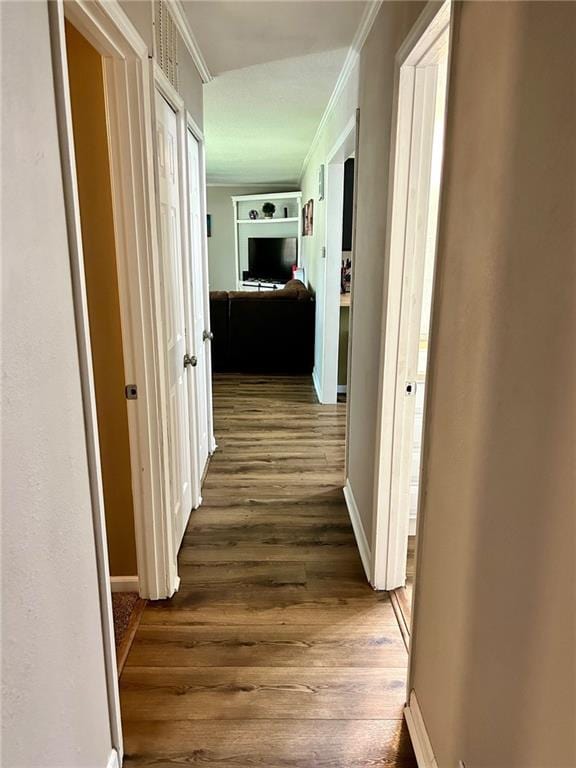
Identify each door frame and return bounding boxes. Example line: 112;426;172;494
186;112;217;458
48;0;174;761
371;0;453;591
153;63;203;521
314;115;356;404
52;0;179;603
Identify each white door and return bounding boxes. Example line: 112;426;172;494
372;7;451;591
155;91;193;550
186;129;209;476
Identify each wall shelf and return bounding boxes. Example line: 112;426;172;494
232;191;302;290
236;217;299;224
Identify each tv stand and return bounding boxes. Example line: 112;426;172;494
239;278;286;292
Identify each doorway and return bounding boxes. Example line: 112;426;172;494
372;1;451;616
64;17;151;686
65;19;138;592
337;156;355;403
315;116;357;406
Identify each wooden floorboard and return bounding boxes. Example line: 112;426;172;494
121;374;416;767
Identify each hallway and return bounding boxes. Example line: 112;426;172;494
121;375;416;767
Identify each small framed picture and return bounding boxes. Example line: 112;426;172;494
305;199;314;236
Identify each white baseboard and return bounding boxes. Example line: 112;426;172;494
110;576;139;593
409;515;417;536
312;367;322;402
343;479;372;584
404;691;438;768
106;748;120;768
337;384;347;394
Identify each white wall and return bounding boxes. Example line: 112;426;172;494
1;2;113;766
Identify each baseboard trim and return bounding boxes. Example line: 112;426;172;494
106;748;120;768
404;691;438;768
312;368;322;403
409;515;417;536
343;479;372;584
110;576;139;593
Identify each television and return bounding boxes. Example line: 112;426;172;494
248;237;298;283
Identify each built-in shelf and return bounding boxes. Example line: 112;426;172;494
232;191;303;290
236;217;299;224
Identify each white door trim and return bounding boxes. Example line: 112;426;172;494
404;691;439;768
152;64;202;549
57;0;178;603
314;115;356;404
371;0;452;590
187;113;216;455
48;0;163;761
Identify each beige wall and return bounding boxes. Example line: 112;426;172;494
347;1;425;537
410;3;576;766
299;62;359;293
206;185;298;291
119;0;204;127
2;2;113;764
66;22;137;577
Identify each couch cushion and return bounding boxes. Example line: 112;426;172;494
210;290;229;301
230;279;311;302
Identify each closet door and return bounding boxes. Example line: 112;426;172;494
187;129;209;476
155;90;193;549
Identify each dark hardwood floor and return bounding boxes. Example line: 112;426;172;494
121;374;417;767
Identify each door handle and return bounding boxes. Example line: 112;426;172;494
183;353;197;368
203;330;214;342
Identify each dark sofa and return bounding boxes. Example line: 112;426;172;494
210;279;315;374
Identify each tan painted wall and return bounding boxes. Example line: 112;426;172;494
66;22;137;576
410;3;576;766
347;0;425;537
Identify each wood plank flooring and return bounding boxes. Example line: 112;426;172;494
390;537;416;649
121;375;416;767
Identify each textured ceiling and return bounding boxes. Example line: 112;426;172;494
182;1;367;185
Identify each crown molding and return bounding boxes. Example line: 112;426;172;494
299;0;383;181
166;0;213;83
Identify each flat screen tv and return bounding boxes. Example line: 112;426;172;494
248;237;298;282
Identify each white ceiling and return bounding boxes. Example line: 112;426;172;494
182;1;367;185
